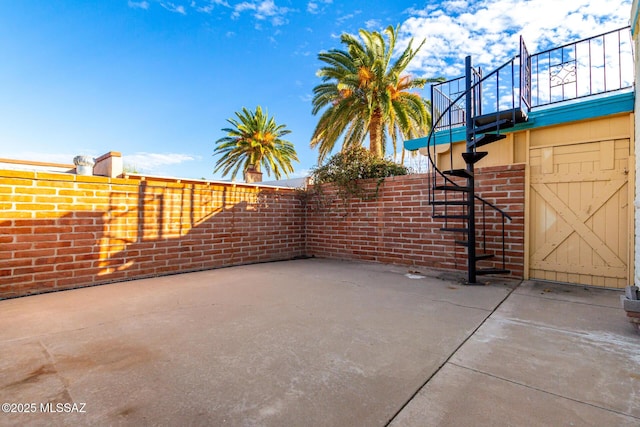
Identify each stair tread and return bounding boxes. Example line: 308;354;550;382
442;169;473;178
471;118;513;134
475;253;495;261
473;108;528;126
468;133;507;149
431;201;467;206
440;227;469;233
434;185;471;192
433;214;470;220
461;151;488;164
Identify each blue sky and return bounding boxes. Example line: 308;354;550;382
0;0;631;180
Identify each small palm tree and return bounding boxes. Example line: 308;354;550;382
311;24;441;163
214;106;299;182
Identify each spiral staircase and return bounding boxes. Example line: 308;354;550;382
424;37;531;284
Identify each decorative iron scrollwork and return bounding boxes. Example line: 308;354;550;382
550;61;577;87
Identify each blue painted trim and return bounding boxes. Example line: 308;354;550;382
404;92;635;150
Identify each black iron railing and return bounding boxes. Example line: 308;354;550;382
530;27;633;107
422;26;633;283
432;37;530;132
432;76;469;131
425;55;517;282
431;26;632;131
431;72;481;132
472;36;531;120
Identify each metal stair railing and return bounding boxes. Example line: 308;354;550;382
423;27;632;282
426;53;525;282
427;52;527;189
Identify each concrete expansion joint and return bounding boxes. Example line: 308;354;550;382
448;362;640;421
39;340;76;403
385;280;523;426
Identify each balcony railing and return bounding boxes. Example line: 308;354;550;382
530;27;633;107
431;26;633;131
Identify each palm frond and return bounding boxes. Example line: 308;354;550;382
311;24;442;163
213;106;299;181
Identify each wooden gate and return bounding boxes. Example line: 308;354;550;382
529;139;630;288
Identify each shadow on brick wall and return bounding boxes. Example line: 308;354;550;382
0;183;305;299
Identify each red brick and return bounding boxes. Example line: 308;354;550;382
1;169;525;297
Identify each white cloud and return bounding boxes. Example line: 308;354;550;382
442;0;468;13
160;2;187;15
233;1;255;17
192;0;229;13
307;0;332;14
336;10;361;25
271;16;285;26
194;2;214;13
123;152;198;172
364;19;381;30
232;0;292;26
128;1;150;9
256;0;279;16
293;41;311;57
398;0;632;79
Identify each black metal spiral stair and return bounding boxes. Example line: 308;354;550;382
425;39;531;284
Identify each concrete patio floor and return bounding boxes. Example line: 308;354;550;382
0;258;638;426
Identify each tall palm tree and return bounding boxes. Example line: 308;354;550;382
214;106;298;182
311;24;440;163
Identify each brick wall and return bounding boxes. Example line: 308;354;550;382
0;170;305;298
475;164;525;277
305;164;525;278
0;164;525;298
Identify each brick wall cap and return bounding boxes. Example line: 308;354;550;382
95;151;122;162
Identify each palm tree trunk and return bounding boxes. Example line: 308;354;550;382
369;110;384;158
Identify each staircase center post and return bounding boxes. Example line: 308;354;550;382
465;55;477;284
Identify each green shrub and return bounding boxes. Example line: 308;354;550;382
311;147;408;200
